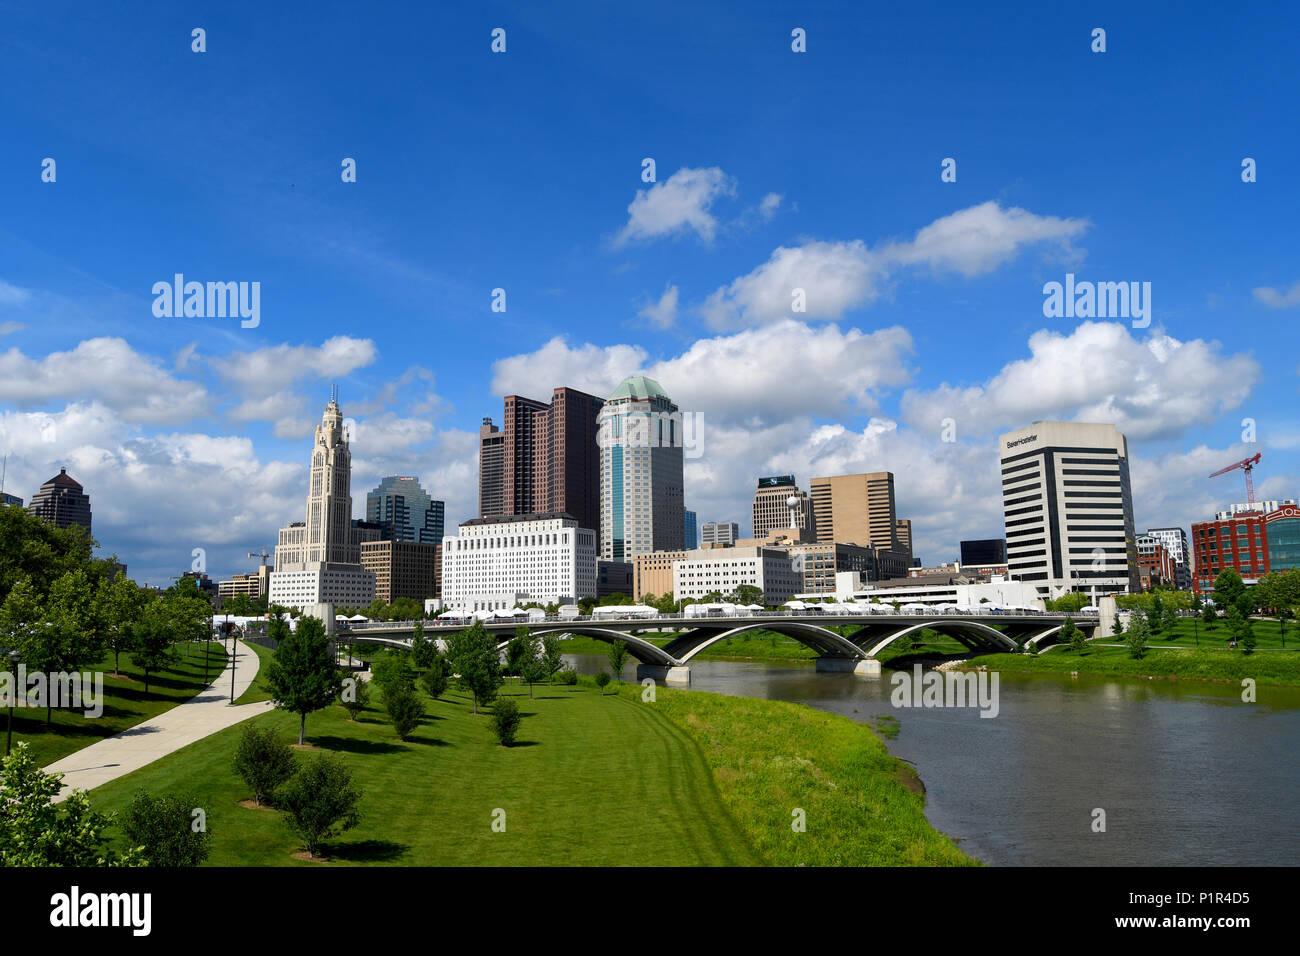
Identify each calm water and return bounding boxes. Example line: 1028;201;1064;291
566;653;1300;866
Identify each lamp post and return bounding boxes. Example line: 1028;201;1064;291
227;613;237;704
6;649;20;756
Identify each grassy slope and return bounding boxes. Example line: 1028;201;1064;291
965;643;1300;685
611;680;975;866
12;641;228;767
233;641;275;705
88;682;762;866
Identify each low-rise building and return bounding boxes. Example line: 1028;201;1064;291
597;560;634;599
217;566;271;600
361;539;440;605
673;546;801;604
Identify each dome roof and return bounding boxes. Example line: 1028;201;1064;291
608;375;669;401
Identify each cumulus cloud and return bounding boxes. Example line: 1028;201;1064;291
491;338;649;399
899;322;1260;442
210;335;378;391
0;280;31;306
702;201;1087;329
637;284;679;329
1252;282;1300;308
0;337;207;424
616;167;737;245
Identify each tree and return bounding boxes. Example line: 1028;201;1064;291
371;652;415;691
490;697;522;746
121;789;211;866
339;674;370;721
99;570;145;675
383;679;425;740
1213;568;1247;610
607;641;629;681
0;743;141;866
277;754;362;859
732;584;763;607
1063;617;1085;653
505;629;533;682
595;672;612;694
1202;601;1218;630
516;634;547;699
1146;593;1164;636
1126;611;1150;660
444;621;502;714
265;616;343;745
541;635;565;684
421;653;450;700
1048;592;1088;613
223;593;253;617
232;724;297;806
1240;616;1257;654
410;622;436;670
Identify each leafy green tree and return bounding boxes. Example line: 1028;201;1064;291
541;635;565;683
731;584;763;606
265;616;344;745
383;679;424;740
421;656;449;700
0;505;96;599
595;672;612;694
607;641;629;681
1241;618;1256;655
131;599;176;696
516;634;547;698
445;621;503;714
1048;592;1088;613
0;743;141;865
1202;601;1218;630
505;628;533;681
121;789;211;866
410;621;436;669
1213;568;1247;610
598;592;631;607
232;724;297;806
490;697;522;746
338;674;370;720
1063;617;1085;653
371;652;415;690
277;754;363;859
1126;611;1150;660
97;571;145;675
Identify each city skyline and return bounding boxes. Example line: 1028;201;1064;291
1;5;1298;585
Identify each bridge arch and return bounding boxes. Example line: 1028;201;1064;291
663;621;868;663
858;619;1022;658
529;627;678;666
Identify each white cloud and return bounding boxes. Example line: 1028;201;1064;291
0;321;25;336
0;337;207;424
702;201;1087;329
616;167;737;245
210;335;378;390
491;338;649;399
637;284;679;329
1252;282;1300;308
900;322;1260;441
0;280;31;306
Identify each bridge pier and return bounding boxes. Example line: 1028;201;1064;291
815;657;881;677
636;663;691;685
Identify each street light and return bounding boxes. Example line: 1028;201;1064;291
227;613;237;704
6;649;20;756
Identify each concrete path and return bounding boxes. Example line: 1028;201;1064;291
45;639;274;801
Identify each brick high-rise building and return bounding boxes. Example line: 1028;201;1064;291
482;388;605;544
28;468;92;533
810;472;897;550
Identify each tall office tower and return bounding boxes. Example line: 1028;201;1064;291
28;468;92;533
269;392;376;611
894;518;913;564
684;509;698;549
701;521;739;546
752;475;816;540
598;375;685;562
960;538;1008;565
487;387;605;539
998;421;1139;600
478;417;505;518
1145;526;1192;590
810;472;896;549
366;476;444;543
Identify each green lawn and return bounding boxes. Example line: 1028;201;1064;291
1106;616;1297;650
233;641;276;705
965;642;1300;685
88;681;762;866
9;640;227;767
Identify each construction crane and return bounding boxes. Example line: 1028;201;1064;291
1208;452;1262;504
248;548;272;567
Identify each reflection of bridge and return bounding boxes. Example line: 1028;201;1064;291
342;612;1097;684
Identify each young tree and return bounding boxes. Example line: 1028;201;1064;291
520;643;548;699
132;599;176;696
232;724;297;806
410;622;436;670
383;679;425;740
541;634;565;684
1126;611;1150;660
277;754;363;859
607;641;629;682
99;570;145;675
338;674;370;721
595;672;612;694
370;652;415;691
1063;617;1085;653
1241;617;1257;655
490;697;522;746
505;629;533;683
265;616;344;745
121;789;212;866
1202;602;1218;630
421;652;450;700
1146;594;1164;637
445;621;502;714
0;743;140;866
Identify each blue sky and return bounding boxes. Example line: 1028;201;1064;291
1;1;1297;585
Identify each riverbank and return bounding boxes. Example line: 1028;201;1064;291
962;644;1300;686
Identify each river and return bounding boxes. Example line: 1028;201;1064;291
565;653;1300;866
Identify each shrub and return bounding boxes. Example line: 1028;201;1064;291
595;672;611;694
232;724;296;807
421;657;449;700
121;790;212;866
338;675;370;720
383;679;425;740
554;666;577;686
277;754;363;858
371;653;415;690
490;697;522;746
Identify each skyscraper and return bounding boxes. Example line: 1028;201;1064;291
752;475;815;540
998;421;1139;600
28;468;92;533
481;387;604;542
478;417;504;518
269;392;376;611
683;508;698;549
810;472;897;550
894;518;913;565
366;476;444;543
598;375;685;562
701;521;739;545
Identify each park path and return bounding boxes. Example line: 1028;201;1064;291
44;639;274;802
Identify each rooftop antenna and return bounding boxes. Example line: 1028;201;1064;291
331;383;338;404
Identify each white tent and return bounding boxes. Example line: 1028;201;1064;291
348;614;368;622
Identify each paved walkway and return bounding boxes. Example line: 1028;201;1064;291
45;639;274;801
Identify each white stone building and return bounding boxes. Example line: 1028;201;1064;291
672;546;801;604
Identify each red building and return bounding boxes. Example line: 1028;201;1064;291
1136;535;1175;590
1191;503;1300;593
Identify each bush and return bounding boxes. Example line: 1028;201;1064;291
383;679;425;740
421;658;449;700
232;724;296;807
277;754;363;858
554;666;577;686
121;790;212;867
490;697;522;746
371;653;415;690
595;672;611;694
